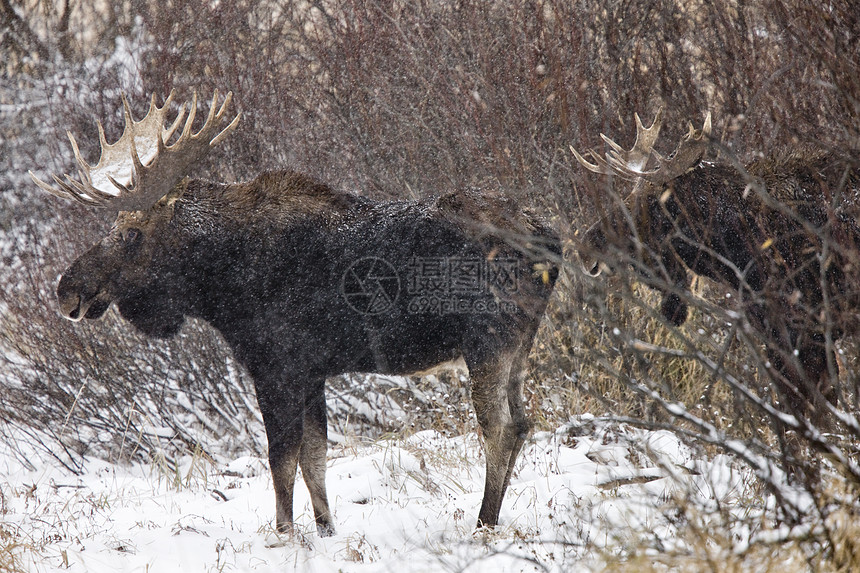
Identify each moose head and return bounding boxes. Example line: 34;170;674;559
31;91;240;336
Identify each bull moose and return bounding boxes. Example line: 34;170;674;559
572;110;860;427
31;91;560;535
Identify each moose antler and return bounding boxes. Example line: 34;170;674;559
30;90;241;211
572;108;712;185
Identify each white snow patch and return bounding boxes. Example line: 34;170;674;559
0;419;774;572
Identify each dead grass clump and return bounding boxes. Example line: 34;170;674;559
0;526;31;573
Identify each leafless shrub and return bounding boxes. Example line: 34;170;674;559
2;0;860;566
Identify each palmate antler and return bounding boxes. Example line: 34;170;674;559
571;108;712;185
30;90;241;211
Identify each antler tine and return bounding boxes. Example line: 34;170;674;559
570;146;609;174
211;92;241;146
572;109;712;186
204;91;220;132
702;111;712;138
211;112;241;146
180;91;198;141
185;89;240;145
644;111;712;185
65;171;116;203
118;89;241;211
58;177;101;206
571;109;664;181
73;167;118;202
601;108;663;173
29;127;114;206
66;130;91;183
29;170;86;205
164;93;187;143
30;90;240;211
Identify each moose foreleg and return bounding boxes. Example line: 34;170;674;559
258;389;304;535
500;341;535;497
269;440;302;534
659;253;691;326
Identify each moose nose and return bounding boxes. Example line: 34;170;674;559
57;273;88;321
58;292;85;321
578;253;603;277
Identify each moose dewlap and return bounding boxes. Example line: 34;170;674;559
32;91;560;536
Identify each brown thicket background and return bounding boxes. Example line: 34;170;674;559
2;0;860;569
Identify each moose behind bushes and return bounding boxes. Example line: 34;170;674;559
573;109;860;427
31;91;560;535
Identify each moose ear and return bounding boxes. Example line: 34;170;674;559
152;179;189;221
162;179;188;208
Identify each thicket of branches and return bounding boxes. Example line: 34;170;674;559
2;0;860;568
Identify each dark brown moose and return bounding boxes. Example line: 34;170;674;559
31;91;560;535
572;110;860;428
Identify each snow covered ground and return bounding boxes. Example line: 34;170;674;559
0;416;758;572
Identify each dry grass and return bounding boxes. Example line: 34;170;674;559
0;535;30;573
529;266;749;432
596;475;860;573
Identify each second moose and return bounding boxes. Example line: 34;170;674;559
573;110;860;427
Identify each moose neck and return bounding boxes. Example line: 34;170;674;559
157;172;360;354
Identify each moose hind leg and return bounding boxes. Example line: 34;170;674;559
796;336;837;431
770;332;836;429
300;383;334;536
502;342;534;494
768;336;837;484
469;351;521;528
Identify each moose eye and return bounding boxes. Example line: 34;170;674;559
124;228;142;246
